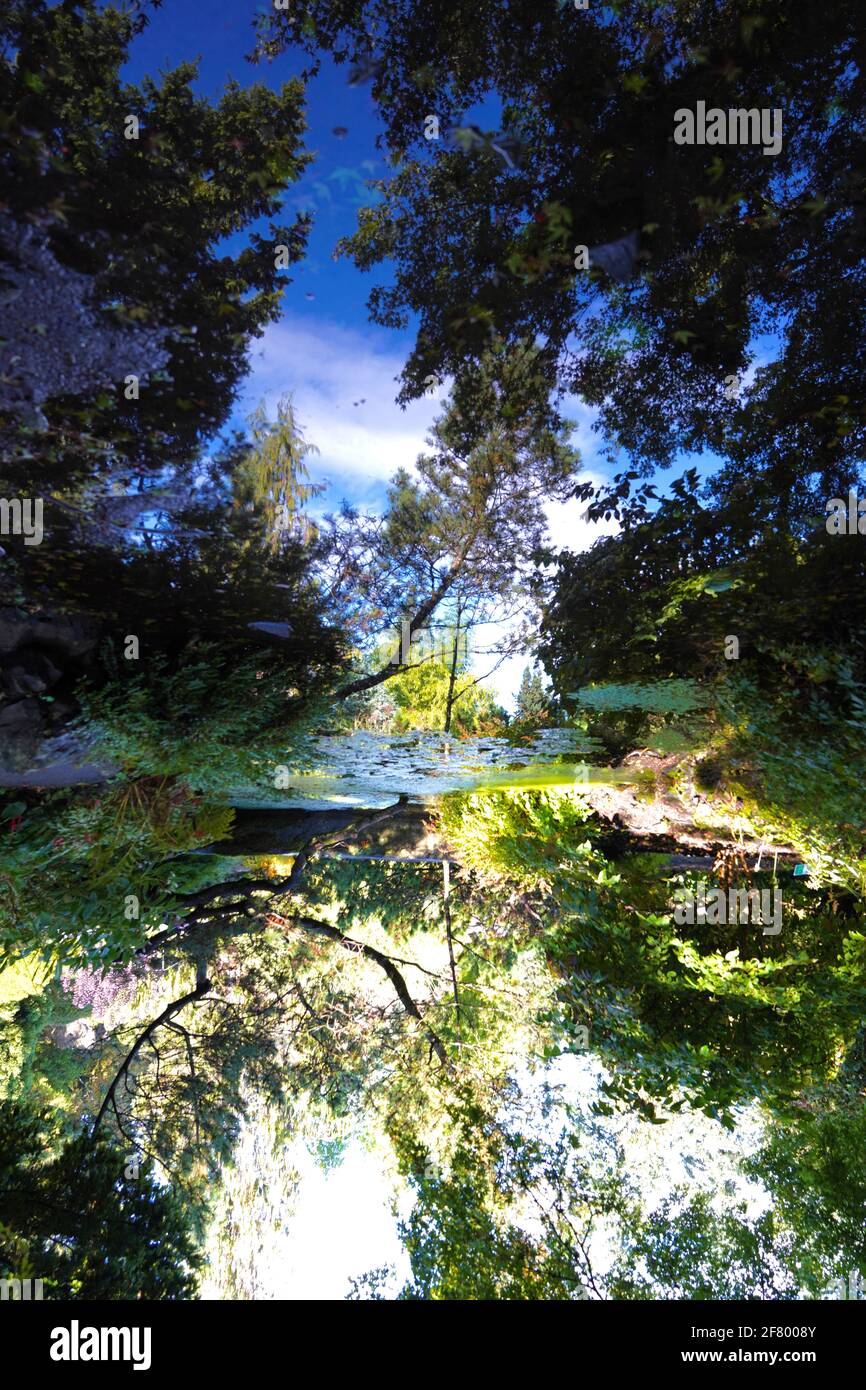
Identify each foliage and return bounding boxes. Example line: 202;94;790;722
540;489;866;709
0;781;235;968
0;976;82;1104
440;787;866;1122
355;636;506;734
710;678;866;895
514;664;552;722
571;679;712;715
747;1071;866;1294
439;789;604;890
0;0;863;1306
84;649;325;790
360;1082;632;1301
0;1099;202;1299
608;1189;800;1301
324;342;580;695
265;0;866;516
0;0;312;490
233;396;324;549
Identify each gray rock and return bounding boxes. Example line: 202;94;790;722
0;697;44;731
2;648;63;699
0;758;114;788
30;612;99;659
0;698;45;770
46;695;79;726
0;607;30;656
48;1018;107;1051
589;229;641;283
0;213;171;418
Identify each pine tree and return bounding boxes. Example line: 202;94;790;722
515;664;550;721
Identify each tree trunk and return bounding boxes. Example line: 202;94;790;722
208;800;444;858
443;602;463;734
332;544;470;700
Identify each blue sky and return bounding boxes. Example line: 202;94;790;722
118;0;513;514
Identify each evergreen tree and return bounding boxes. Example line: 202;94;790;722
264;0;866;517
514;664;550;721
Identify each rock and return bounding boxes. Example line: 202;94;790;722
46;694;79;726
0;607;99;660
29;612;99;659
589;229;641;283
0;697;44;731
0;697;46;771
2;648;63;699
0;212;171;418
48;1018;106;1050
0;758;114;788
0;607;30;656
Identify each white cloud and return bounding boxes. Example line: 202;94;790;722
544;488;620;555
238;316;442;504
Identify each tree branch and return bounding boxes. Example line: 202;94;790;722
90;979;212;1141
266;910;449;1067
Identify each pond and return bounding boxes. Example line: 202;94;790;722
230;727;641;809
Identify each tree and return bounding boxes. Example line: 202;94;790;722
0;1099;201;1299
350;1079;634;1301
352;627;506;734
0;0;312;494
263;0;865;520
325;343;580;700
749;1070;866;1295
233;396;324;550
440;787;866;1122
515;664;550;722
608;1189;800;1301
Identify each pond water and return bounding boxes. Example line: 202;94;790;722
231;727;640;809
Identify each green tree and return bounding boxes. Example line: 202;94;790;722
327;343;580;701
537;469;866;707
1;0;312;493
749;1071;866;1296
0;1099;202;1299
515;664;550;722
351;1082;633;1301
264;0;865;515
608;1190;800;1301
233;396;324;550
354;627;505;734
